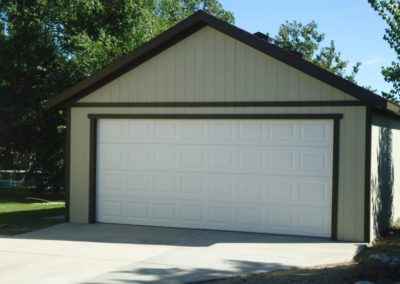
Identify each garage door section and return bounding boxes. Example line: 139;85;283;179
96;118;333;238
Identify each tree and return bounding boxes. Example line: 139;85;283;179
56;0;234;76
0;1;72;189
0;0;233;190
369;0;400;101
270;20;361;82
156;0;233;28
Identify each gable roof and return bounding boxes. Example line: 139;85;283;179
48;11;400;116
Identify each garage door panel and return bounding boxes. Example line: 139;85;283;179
207;121;235;143
233;176;263;202
293;207;331;236
129;120;154;141
265;179;294;203
178;121;207;141
234;206;263;226
126;146;157;170
179;146;206;170
269;122;295;140
123;201;149;219
152;174;179;194
238;149;263;171
297;181;330;205
207;147;237;171
204;175;234;201
150;202;177;220
177;202;203;222
126;174;153;192
97;119;333;237
99;145;126;170
154;146;178;170
98;120;332;146
98;172;126;193
300;122;332;141
99;120;127;143
98;200;122;218
154;121;178;141
206;204;234;225
300;150;331;174
238;121;263;142
265;207;300;235
263;149;296;171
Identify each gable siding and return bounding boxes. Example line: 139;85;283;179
79;27;357;103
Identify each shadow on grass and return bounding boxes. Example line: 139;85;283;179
0;207;65;235
0;188;65;203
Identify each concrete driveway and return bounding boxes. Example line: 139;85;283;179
0;223;362;284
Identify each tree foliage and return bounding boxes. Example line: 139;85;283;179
271;20;361;82
369;0;400;101
0;0;232;190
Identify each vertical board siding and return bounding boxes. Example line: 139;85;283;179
69;106;366;241
79;27;357;103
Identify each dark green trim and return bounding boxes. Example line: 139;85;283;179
73;101;364;108
331;118;341;240
87;113;343;120
364;107;372;242
88;118;98;223
87;113;341;239
65;108;71;222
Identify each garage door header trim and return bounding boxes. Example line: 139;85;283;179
87;113;343;120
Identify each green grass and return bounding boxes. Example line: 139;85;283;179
0;188;65;235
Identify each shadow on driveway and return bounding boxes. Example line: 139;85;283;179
83;259;293;284
0;223;362;284
11;222;353;247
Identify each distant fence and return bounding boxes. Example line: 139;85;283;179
0;180;17;189
0;170;26;189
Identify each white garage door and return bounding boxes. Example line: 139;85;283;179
96;118;333;237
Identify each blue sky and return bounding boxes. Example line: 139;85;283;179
220;0;395;94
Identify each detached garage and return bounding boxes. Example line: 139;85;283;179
49;11;400;242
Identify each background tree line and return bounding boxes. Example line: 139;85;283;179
0;0;398;191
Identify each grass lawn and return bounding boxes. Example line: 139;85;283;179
0;188;65;235
204;230;400;284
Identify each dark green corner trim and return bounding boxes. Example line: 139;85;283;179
364;107;372;242
331;117;341;240
65;108;71;222
88;118;98;223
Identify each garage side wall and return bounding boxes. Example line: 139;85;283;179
69;106;367;242
371;113;400;241
78;27;357;104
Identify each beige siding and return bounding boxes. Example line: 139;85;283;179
79;27;357;104
69;106;367;242
371;114;400;241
